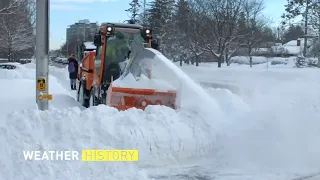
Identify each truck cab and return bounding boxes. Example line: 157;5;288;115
77;23;158;108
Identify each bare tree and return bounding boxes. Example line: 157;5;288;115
185;6;206;66
0;0;20;15
0;0;35;61
142;0;275;67
242;0;266;67
192;0;244;67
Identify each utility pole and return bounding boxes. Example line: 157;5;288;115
36;0;51;110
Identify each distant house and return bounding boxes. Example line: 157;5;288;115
271;37;314;57
238;41;279;57
252;48;270;56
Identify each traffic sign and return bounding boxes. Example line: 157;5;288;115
37;78;46;91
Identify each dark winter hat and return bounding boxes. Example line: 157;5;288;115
68;54;76;60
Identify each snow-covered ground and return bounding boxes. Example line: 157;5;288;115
0;54;320;180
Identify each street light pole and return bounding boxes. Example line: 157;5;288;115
36;0;50;110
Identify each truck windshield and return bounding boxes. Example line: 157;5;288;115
104;27;146;66
114;27;145;44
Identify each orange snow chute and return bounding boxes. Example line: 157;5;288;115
107;85;178;110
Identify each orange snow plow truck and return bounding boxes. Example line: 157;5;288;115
76;22;178;110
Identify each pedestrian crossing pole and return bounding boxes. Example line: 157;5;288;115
36;0;51;110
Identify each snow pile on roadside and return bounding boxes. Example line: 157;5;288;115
0;57;227;179
0;63;35;79
0;99;221;179
0;63;78;113
230;56;297;66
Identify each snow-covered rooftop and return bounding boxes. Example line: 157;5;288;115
272;38;315;55
83;41;95;50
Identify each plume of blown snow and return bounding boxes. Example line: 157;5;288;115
114;48;227;133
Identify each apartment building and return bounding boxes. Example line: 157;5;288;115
66;20;98;55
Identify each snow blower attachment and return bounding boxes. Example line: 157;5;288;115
107;85;178;110
77;22;179;110
107;41;179;110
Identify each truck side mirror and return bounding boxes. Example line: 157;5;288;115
151;39;159;50
93;34;102;46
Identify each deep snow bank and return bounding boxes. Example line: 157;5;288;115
0;106;191;180
0;63;81;113
0;55;227;179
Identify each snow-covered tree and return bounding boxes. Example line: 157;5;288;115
241;0;267;67
0;0;35;61
282;24;304;43
125;0;141;21
174;0;191;65
0;0;19;14
192;0;245;67
147;0;175;56
130;0;277;67
281;0;318;57
309;0;320;67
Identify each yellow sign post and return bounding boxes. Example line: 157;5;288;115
37;78;46;91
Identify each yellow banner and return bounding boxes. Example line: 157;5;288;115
82;150;138;161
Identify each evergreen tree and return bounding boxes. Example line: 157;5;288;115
147;0;175;55
282;24;304;43
125;0;141;21
237;12;247;42
260;27;277;43
282;0;315;20
174;0;191;63
147;0;175;34
281;0;317;56
175;0;189;34
137;0;148;25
